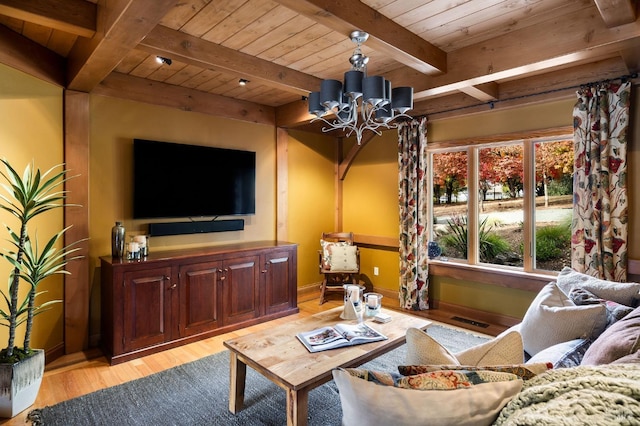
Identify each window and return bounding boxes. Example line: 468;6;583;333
429;132;573;274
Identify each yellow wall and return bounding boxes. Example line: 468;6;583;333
0;64;64;350
286;130;336;287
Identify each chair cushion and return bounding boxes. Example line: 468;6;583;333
405;327;524;366
519;282;607;356
333;368;522;426
329;245;358;271
320;239;351;270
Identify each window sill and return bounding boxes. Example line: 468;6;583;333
428;259;555;292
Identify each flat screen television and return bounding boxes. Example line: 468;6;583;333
133;139;256;219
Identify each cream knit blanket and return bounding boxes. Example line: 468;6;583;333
494;364;640;425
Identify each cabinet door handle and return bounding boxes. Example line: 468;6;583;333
218;268;226;281
261;262;269;273
170;283;177;289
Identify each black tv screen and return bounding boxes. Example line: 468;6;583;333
133;139;256;219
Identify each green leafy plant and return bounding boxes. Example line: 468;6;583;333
439;214;510;262
535;220;571;261
0;159;82;363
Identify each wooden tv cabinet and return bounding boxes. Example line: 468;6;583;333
100;241;298;364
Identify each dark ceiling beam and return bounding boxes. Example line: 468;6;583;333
592;0;637;27
385;5;640;100
272;0;446;74
0;24;65;86
138;25;322;96
458;83;499;102
66;0;178;92
0;0;96;38
93;72;275;125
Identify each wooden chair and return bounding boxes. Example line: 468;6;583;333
318;232;360;304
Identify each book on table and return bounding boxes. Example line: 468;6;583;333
296;322;387;353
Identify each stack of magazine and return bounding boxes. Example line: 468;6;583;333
297;323;387;353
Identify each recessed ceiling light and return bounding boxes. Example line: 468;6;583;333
156;56;172;65
239;78;249;86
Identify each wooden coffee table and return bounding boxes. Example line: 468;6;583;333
224;307;431;426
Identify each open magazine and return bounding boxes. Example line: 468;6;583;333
297;323;387;353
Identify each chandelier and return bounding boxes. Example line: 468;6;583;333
307;31;414;144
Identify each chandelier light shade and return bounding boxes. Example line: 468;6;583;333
308;31;414;143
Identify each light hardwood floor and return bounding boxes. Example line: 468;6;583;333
3;297;493;425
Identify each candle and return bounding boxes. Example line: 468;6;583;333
348;286;359;304
367;294;378;308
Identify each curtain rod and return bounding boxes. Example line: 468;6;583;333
422;72;638;119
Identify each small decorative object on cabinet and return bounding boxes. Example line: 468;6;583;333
101;241;298;364
111;221;125;258
0;159;82;417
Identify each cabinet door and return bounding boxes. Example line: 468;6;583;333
222;255;260;325
179;261;222;337
264;248;296;315
122;267;173;353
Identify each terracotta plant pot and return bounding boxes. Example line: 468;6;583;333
0;349;44;418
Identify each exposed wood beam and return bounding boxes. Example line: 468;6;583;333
458;82;499;102
339;132;375;180
93;72;275;125
138;25;321;96
276;99;315;128
0;0;96;38
386;5;640;99
272;0;446;74
0;24;65;86
67;0;177;92
592;0;637;27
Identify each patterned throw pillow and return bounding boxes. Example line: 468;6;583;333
397;363;552;381
405;327;524;366
343;368;519;390
526;338;592;368
569;287;634;328
333;368;523;426
320;239;351;269
556;267;640;307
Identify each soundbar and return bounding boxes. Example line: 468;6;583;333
149;219;244;236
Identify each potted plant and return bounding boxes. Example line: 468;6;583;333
0;159;82;417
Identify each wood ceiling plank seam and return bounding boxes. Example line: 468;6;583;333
426;0;591;51
164;64;206;86
241;13;315;57
271;30;346;67
360;0;398;11
388;4;640;98
201;0;278;45
179;0;249;37
224;4;299;51
197;72;237;92
159;0;214;30
129;55;167;79
185;68;224;89
403;0;510;35
147;61;189;82
139;25;321;94
272;0;447;73
376;0;430;20
115;50;149;74
288;37;354;74
256;23;332;62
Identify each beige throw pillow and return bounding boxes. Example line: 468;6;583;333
320;239;351;269
405;327;524;366
333;368;523;426
329;245;358;271
519;282;607;356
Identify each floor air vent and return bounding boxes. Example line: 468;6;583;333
451;316;490;328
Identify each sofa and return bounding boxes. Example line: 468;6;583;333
332;267;640;425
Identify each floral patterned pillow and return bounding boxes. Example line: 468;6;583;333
320;239;351;270
397;363;551;381
342;368;519;390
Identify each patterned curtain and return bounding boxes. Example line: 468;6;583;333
398;117;429;310
572;81;631;281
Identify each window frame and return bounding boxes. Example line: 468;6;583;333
427;126;573;288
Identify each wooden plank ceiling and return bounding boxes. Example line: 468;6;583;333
0;0;638;126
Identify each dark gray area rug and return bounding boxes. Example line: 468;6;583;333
28;324;489;426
